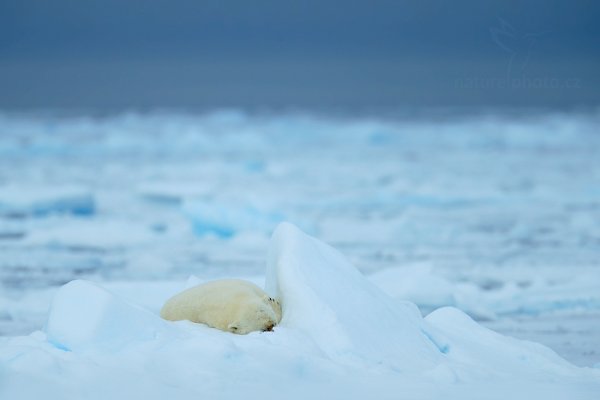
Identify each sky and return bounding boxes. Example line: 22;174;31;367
0;0;599;112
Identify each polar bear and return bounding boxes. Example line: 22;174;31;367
160;279;282;334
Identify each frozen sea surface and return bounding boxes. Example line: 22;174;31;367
1;223;599;400
1;109;600;367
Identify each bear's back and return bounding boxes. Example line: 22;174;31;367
160;279;281;334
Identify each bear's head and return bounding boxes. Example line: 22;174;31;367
227;296;282;334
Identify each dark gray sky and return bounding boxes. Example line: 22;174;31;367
1;0;599;112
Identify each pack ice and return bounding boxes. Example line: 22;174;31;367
1;223;598;400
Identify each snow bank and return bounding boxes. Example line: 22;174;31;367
0;185;94;217
45;280;171;352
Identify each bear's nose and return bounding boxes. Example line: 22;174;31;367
263;323;274;332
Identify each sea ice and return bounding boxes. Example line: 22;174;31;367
23;219;160;250
370;266;600;319
183;200;285;238
1;223;597;400
0;185;94;218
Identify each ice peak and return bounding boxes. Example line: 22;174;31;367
266;222;442;371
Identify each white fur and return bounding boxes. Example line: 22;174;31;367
160;279;282;334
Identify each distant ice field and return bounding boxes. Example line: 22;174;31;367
0;109;599;366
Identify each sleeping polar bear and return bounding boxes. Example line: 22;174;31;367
160;279;282;334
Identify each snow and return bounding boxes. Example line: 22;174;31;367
266;222;440;371
370;265;600;319
45;280;172;352
425;307;575;378
1;223;599;399
1;109;600;397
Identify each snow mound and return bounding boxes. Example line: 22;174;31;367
0;185;95;217
426;307;577;379
266;222;442;371
45;280;171;352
